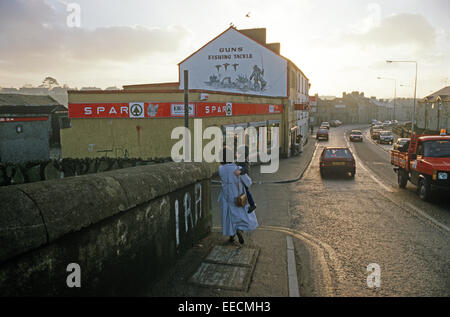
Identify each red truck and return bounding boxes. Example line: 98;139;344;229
391;133;450;201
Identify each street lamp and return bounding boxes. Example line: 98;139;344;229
386;60;418;134
377;76;396;121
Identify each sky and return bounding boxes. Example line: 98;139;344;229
0;0;449;99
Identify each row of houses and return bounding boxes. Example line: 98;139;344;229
310;91;417;126
416;86;450;132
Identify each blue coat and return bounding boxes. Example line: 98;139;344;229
218;163;258;236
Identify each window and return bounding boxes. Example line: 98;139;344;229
417;142;424;156
324;149;352;158
424;140;450;158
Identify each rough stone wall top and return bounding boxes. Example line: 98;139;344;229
0;162;211;263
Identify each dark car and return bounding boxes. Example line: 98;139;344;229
378;131;394;144
316;128;329;141
320;147;356;178
393;138;410;152
349;129;363;142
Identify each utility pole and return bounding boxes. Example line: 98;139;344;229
184;70;189;129
386;60;417;134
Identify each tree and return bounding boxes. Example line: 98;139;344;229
40;76;59;89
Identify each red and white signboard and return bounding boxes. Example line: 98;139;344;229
69;102;282;118
170;103;195;117
0;117;48;122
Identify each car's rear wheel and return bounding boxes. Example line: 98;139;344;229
418;177;431;201
398;170;407;188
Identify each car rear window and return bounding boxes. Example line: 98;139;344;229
351;131;362;135
380;131;392;136
324;149;352;158
318;129;328;133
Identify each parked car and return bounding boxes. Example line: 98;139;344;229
392;120;399;125
382;121;392;129
320;147;356;178
371;120;382;127
316;128;329;141
330;120;342;127
349;130;363;142
370;125;383;140
321;122;330;129
378;131;394;144
393;138;410;151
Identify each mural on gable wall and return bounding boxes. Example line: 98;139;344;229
204;55;267;93
179;28;287;97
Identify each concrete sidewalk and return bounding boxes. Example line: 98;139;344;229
147;136;317;297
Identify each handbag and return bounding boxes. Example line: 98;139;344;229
235;176;247;207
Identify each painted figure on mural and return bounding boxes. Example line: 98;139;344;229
249;64;266;91
218;146;258;244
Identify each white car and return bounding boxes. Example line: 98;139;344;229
321;122;330;129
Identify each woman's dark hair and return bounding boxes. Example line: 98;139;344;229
236;145;249;162
221;146;235;164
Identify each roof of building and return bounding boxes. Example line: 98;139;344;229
0;94;60;106
423;86;450;102
122;82;179;90
0;105;67;115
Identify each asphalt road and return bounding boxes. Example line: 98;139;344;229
288;125;450;296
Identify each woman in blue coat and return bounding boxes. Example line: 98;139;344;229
218;147;258;244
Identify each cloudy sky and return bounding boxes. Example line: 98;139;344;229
0;0;449;98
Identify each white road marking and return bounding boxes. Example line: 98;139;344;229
344;133;394;193
406;203;450;234
286;236;300;297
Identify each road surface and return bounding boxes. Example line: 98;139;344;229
288;124;450;296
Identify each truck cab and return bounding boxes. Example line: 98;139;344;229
391;133;450;201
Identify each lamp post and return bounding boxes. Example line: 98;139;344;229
386;60;417;134
377;76;396;121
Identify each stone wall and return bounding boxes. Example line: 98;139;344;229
0;162;212;296
0;157;172;186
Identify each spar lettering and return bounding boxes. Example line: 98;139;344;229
205;104;228;115
83;105;129;116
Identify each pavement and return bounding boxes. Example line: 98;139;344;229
147;134;319;297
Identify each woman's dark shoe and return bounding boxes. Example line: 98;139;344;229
236;230;244;244
248;204;256;213
228;235;235;243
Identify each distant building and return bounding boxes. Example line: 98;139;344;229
0;94;68;163
316;92;368;124
315;91;415;124
417;86;450;132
